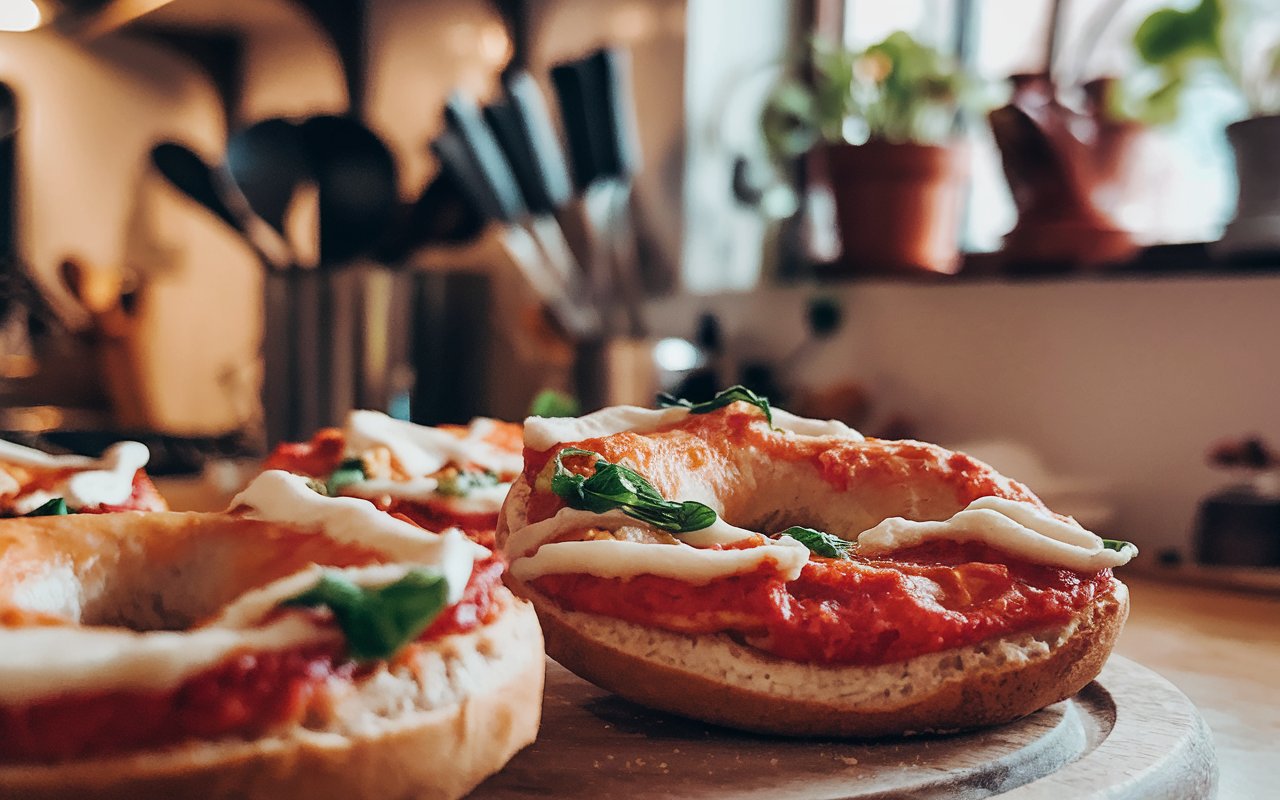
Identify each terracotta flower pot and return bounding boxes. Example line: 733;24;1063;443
819;141;966;275
1216;115;1280;258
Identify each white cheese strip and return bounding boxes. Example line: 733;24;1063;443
856;496;1137;571
771;408;863;439
510;537;810;584
345;411;523;477
0;617;337;703
505;506;807;584
230;470;487;576
523;404;862;451
0;439;150;510
524;406;689;450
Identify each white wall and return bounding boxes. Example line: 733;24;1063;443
0;29;263;434
648;274;1280;556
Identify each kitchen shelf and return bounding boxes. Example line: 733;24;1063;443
796;242;1280;287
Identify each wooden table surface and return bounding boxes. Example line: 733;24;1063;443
1114;576;1280;798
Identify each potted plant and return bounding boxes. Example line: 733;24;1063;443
764;33;971;274
1109;0;1279;257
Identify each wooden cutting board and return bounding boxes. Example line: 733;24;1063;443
470;655;1215;799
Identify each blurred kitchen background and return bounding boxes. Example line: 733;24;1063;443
2;0;1279;577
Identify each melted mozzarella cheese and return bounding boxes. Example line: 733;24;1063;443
344;411;523;477
524;406;689;450
504;507;809;584
0;617;337;703
230;470;482;600
0;439;150;510
510;537;810;584
856;496;1136;571
523;404;862;451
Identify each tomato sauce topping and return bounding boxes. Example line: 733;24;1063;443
532;541;1113;666
263;428;346;476
0;643;350;763
0;557;506;764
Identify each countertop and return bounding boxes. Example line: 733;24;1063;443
1114;576;1280;798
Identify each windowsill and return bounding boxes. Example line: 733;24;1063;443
796;243;1280;286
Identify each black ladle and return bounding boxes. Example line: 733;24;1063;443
149;142;289;270
296;115;398;266
226;118;312;238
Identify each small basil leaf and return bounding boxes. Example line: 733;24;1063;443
550;447;718;534
780;526;853;559
325;457;367;496
436;469;500;497
283;569;451;662
24;497;69;516
657;385;774;427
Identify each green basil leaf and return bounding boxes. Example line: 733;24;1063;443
1101;539;1139;555
24;497;69;516
436;469;500;497
325;457;368;496
657;385;774;427
779;526;853;559
529;389;581;418
283;569;450;662
550;447;718;534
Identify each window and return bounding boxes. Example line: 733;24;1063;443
843;0;1242;251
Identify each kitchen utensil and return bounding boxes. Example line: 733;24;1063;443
297;115;399;266
0;81;20;328
582;47;653;328
550;49;652;331
483;71;598;311
431;124;598;340
226;118;311;239
0;81;16;267
149;142;291;270
442;92;592;313
380;168;486;262
483;72;574;217
549;56;610;301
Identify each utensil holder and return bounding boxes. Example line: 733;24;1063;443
260;263;415;447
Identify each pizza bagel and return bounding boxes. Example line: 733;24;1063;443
0;439;166;516
0;470;543;799
497;388;1136;737
265;411;523;549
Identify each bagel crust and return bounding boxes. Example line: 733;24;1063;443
511;572;1125;737
0;601;545;800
